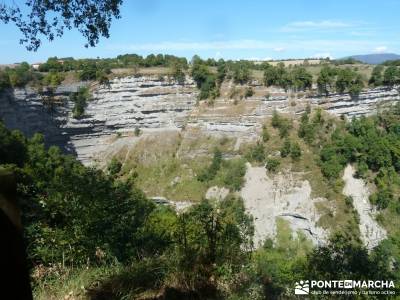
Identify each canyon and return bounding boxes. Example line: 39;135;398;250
1;75;398;247
0;76;398;164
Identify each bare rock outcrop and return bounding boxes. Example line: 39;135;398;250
1;75;399;165
0;76;197;164
240;163;327;247
342;165;387;249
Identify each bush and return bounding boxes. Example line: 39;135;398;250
247;142;265;162
271;111;292;138
290;142;302;161
232;62;251;84
172;197;253;291
244;87;254;98
222;159;247;191
345;196;354;207
370;189;393;210
171;62;185;85
134;127;141;136
107;158;122;175
262;125;270;142
198;148;222;182
0;123;156;266
265;158;280;172
42;71;65;87
71;87;89;118
280;139;291;158
320;157;344;179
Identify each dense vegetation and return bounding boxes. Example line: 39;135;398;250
263;63;312;91
70;87;90;118
0;62;41;92
313;103;400;214
1;53;399;103
0;120;254;298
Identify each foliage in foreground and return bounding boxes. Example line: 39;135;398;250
1;116;400;299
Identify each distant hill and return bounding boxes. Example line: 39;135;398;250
344;53;400;64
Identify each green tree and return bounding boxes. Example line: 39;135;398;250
0;1;123;51
71;87;89;118
216;59;227;85
42;71;65;87
265;158;280;172
0;123;156;265
173;197;253;291
383;66;399;86
198;148;223;182
262;125;270;142
291;66;312;91
290;142;302;161
335;68;354;93
247;142;265;162
232;62;251;84
369;65;384;86
107;157;122;175
317;66;336;96
280;139;291;158
171;62;185;85
348;74;364;97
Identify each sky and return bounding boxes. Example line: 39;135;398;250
0;0;399;63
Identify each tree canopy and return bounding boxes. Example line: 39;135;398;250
0;0;123;51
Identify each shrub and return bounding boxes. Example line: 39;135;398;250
244;87;254;98
70;87;89;118
345;196;354;207
198;148;222;182
262;125;270;142
290;142;302;161
370;189;393;210
0;123;156;266
134;127;141;136
271;111;292;138
280;139;291;158
222;159;247;191
247;142;265;162
265;158;280;172
107;158;122;175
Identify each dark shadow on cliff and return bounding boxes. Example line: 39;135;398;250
0;88;102;157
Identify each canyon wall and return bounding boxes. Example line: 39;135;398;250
0;76;399;164
0;76;197;163
1;75;397;247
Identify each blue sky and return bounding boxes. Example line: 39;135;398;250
0;0;399;63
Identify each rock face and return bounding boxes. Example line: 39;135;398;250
1;75;397;247
0;75;399;165
240;163;327;247
309;87;400;117
342;165;387;249
205;186;230;201
0;76;197;164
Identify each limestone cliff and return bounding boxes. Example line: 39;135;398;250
0;76;399;164
1;75;397;247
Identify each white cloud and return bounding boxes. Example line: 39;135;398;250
313;52;334;59
107;40;277;51
273;47;286;52
245;57;261;61
373;46;388;53
105;39;399;56
281;20;352;32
